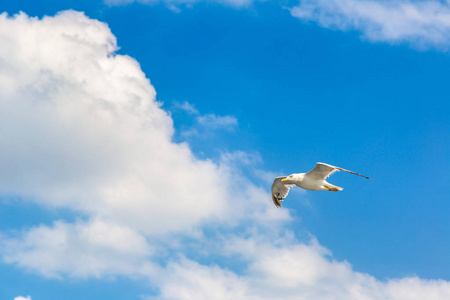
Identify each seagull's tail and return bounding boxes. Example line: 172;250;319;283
324;183;343;192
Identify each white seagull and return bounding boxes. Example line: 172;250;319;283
271;162;371;208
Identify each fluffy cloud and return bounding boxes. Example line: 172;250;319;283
14;297;31;300
173;101;238;130
197;114;238;130
2;9;450;300
0;10;281;237
290;0;450;50
173;101;200;115
104;0;450;49
153;236;450;300
3;219;154;278
0;10;286;278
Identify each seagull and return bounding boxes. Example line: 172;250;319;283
271;162;371;208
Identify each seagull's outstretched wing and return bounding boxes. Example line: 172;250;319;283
271;177;293;208
305;162;372;180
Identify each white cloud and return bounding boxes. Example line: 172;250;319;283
104;0;255;9
3;219;155;278
153;258;251;300
220;150;262;166
0;10;286;278
173;100;238;131
14;297;31;300
151;235;450;300
196;113;238;130
290;0;450;50
0;10;280;236
3;9;450;300
173;101;199;115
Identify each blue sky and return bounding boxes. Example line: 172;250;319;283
1;0;450;299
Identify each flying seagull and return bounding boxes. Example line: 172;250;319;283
271;162;371;208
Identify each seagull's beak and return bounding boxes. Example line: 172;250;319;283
281;178;287;182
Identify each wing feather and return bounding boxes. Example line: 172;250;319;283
271;177;292;208
335;166;372;179
305;162;372;180
305;162;338;180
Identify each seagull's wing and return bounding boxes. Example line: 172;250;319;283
271;177;293;208
305;162;372;180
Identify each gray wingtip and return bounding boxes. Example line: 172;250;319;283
272;194;281;208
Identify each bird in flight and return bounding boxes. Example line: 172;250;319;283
271;162;371;208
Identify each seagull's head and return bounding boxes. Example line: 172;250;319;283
281;174;300;184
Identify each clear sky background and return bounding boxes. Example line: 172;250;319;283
1;0;449;299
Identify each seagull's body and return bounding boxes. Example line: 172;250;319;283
272;162;371;208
